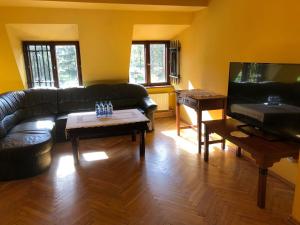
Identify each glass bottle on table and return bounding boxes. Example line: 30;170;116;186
103;101;108;117
95;102;100;118
99;101;104;118
108;101;113;117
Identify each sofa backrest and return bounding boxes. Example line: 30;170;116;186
0;91;26;138
86;83;148;99
0;83;150;137
57;87;92;113
87;83;149;110
24;88;58;117
57;83;148;114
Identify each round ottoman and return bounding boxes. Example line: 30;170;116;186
0;132;53;181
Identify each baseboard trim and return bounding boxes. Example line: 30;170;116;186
269;170;295;189
180;118;197;127
288;216;300;225
241;153;295;189
154;110;175;118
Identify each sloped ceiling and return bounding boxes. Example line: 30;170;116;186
0;0;207;11
39;0;208;6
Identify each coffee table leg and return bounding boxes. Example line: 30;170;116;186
71;136;80;164
140;130;145;157
221;139;226;150
221;106;226;151
257;167;268;209
204;125;209;162
176;102;181;136
132;130;137;142
197;109;202;154
236;147;242;157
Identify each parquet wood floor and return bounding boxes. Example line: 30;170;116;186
0;118;295;225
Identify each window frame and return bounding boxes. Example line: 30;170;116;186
131;41;170;87
23;41;83;88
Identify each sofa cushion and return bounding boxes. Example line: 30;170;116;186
10;116;55;134
0;91;26;138
57;87;94;113
24;88;58;118
109;99;140;110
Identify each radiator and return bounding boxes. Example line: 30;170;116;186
149;93;169;111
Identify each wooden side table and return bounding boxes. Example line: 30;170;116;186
203;118;300;208
176;89;227;153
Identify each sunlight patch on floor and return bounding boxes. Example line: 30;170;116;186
56;155;75;178
82;151;109;162
161;127;225;154
161;129;198;154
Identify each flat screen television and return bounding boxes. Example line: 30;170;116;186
227;62;300;142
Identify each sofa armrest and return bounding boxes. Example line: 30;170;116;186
140;96;157;131
141;96;157;113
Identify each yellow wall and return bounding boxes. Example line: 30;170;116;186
133;24;190;41
0;7;193;93
0;24;24;92
175;0;300;219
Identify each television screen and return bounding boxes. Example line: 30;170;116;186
227;62;300;142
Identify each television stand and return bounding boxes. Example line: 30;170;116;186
237;125;281;141
203;119;300;209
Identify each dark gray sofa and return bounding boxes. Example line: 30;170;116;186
0;83;157;181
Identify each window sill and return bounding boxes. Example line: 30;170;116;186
145;84;173;89
145;85;175;95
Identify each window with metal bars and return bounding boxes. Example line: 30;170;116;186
23;41;82;88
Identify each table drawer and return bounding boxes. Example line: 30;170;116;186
177;96;184;104
199;98;225;110
177;96;198;109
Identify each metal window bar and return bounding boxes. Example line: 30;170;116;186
26;45;33;87
46;46;54;86
45;46;53;86
30;49;38;87
33;45;42;87
40;45;47;87
26;44;54;87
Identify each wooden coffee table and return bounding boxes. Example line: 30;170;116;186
65;109;150;164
